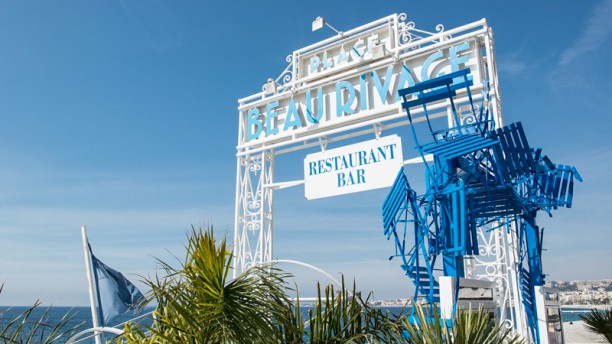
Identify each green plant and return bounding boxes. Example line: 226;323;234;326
0;285;82;343
115;226;294;344
400;303;524;344
114;226;408;343
399;302;449;344
288;277;405;343
580;308;612;343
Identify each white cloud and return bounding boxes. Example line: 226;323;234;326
498;48;531;76
558;0;612;66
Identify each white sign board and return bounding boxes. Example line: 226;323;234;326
239;28;483;148
304;135;403;200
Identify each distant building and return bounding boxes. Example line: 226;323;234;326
548;279;611;306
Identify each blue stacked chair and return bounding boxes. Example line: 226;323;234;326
382;67;581;341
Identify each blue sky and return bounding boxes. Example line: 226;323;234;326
0;0;611;307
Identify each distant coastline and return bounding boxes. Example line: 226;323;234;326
561;304;611;310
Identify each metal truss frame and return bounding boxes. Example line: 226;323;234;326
233;17;515;329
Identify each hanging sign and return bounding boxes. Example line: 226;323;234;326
304;135;403;200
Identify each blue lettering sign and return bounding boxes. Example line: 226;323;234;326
337;169;366;187
372;66;394;105
306;87;324;123
395;64;416;102
359;74;367;111
309;56;320;74
248;108;263;140
284;98;303;130
421;50;444;81
265;101;279;137
336;81;356;117
247;42;476;142
450;42;470;72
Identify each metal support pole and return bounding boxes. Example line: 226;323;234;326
81;225;103;344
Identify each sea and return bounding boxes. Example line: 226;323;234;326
0;306;151;343
0;306;597;343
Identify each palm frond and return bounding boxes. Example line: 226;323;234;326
0;287;82;344
399;303;524;344
580;308;612;343
115;225;293;344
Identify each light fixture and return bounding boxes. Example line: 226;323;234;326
312;16;325;31
263;78;277;94
312;16;343;36
370;39;387;59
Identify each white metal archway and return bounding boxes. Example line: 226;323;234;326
233;12;528;337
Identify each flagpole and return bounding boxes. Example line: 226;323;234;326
81;225;103;344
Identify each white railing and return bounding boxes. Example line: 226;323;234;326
66;311;152;344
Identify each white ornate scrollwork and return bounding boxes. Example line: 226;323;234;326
260;54;295;96
398;14;418;45
246;193;261;210
469;219;527;338
474;224;504;280
435;24;452;42
472;223;507;318
234;151;275;276
248;160;262;172
278;54;294;86
397;13;453;46
234;152;273;273
460;114;477;126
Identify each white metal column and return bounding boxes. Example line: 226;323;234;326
233;150;274;277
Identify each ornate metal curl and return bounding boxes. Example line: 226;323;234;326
460;113;477;126
276;54;294;87
397;14;419;45
245;221;261;233
246;193;261;211
397;13;451;46
248;157;262;173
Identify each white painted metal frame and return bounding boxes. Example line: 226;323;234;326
234;17;527;340
237;16;497;156
234;151;274;274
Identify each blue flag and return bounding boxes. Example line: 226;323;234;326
89;246;144;325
